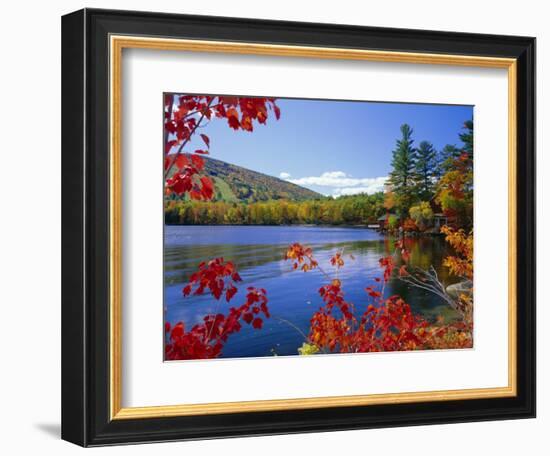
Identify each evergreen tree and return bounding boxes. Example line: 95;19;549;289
387;124;418;216
415;140;437;200
459;120;474;159
438;144;461;176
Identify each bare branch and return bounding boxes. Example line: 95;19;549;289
398;265;463;315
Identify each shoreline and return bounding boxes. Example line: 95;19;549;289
165;223;377;229
164;223;445;236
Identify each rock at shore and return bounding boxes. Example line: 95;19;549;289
446;280;473;299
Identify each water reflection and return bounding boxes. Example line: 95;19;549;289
164;225;463;358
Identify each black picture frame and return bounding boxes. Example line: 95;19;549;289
62;8;536;447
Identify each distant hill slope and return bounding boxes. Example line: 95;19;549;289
171;155;323;203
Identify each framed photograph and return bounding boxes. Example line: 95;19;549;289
61;8;535;446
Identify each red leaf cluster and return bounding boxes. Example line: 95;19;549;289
183;257;242;301
165;259;271;360
379;256;394;283
318;279;354;320
329;252;344;269
164;94;280;201
165;153;215;200
357;296;429;352
310;270;431;353
165;287;270;360
284;243;319;272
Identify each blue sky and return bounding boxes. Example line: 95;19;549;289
178;97;473;197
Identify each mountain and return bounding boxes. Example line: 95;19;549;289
173;155;323;203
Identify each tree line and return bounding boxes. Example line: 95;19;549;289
165;193;385;226
385;120;473;230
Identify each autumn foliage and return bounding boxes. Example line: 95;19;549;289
182;257;242;302
165;258;270;360
441;225;473;281
164;94;280;200
284;243;319;272
435;152;473;227
440;225;474;323
285;241;473;354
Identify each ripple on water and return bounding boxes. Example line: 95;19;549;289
164;225;461;358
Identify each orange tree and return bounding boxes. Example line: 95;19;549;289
440;225;474;323
435;121;474;229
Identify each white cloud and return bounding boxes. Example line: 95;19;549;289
279;172;292;179
318;171;347;179
285;171;387;195
332;183;386;197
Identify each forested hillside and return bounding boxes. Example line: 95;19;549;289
167;155;322;203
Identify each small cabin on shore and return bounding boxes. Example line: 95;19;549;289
433;213;449;229
429;198;457;229
377;213;396;229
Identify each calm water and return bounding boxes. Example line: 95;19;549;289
164;225;461;358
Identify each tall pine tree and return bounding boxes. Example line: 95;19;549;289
459;120;474;159
387;124;418;216
437;144;461;176
415;140;437;200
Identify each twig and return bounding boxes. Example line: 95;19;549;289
274;316;308;341
397;265;463;315
164;93;174;148
307;253;332;281
164;98;215;179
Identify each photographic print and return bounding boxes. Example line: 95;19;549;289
163;94;474;361
62;12;535;444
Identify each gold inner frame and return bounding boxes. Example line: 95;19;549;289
109;35;517;420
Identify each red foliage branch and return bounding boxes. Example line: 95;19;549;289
284;243;319;272
285;242;472;354
165;258;270;360
164;94;280;200
182;257;242;301
329;252;345;269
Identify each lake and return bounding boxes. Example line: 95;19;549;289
164;225;461;358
